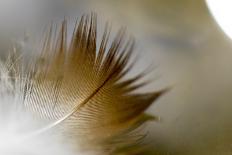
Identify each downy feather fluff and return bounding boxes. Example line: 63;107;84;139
0;14;165;155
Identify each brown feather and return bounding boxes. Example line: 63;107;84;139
22;13;165;154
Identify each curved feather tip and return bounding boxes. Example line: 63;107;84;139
0;13;166;155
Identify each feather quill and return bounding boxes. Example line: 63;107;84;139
0;13;165;155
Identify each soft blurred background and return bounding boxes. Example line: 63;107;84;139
2;0;232;154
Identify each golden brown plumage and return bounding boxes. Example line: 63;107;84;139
0;13;165;155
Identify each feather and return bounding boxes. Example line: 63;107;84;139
0;13;166;155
